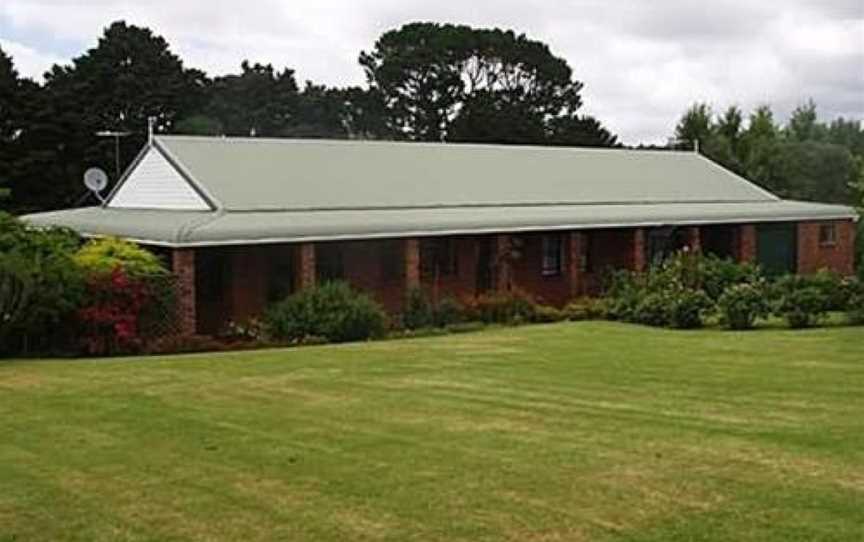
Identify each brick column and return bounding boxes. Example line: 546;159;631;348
404;238;420;290
738;224;757;263
567;232;585;298
686;226;701;252
172;248;196;336
495;234;512;292
296;243;316;290
633;228;647;273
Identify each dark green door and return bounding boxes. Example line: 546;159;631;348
757;223;797;276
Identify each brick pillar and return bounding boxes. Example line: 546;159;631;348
567;232;585;298
738;224;757;263
633;228;647;273
403;238;421;291
296;243;316;290
172;248;196;336
686;226;701;252
495;234;512;292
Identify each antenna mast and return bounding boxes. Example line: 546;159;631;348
147;116;156;146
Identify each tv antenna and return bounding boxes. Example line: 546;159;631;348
83;167;109;204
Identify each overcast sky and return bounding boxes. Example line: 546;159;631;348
1;0;862;144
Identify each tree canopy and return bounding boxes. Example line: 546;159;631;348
671;101;863;206
360;22;617;146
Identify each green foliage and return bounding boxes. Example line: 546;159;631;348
433;296;465;327
360;22;617;146
563;298;607;321
464;290;537;325
671;101;864;209
717;282;771;330
769;275;835;328
773;286;828;329
0;213;85;353
402;288;466;329
604;252;762;329
74;237;168;277
667;289;712;329
402;287;434;330
0;252;33;344
847;290;864;325
533;305;567;324
264;281;387;343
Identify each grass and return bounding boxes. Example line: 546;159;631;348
1;322;863;541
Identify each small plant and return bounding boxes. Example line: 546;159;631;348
222;318;266;342
563;298;606;321
264;281;387;343
667;288;712;329
464;290;537;324
717;282;770;330
432;296;465;327
532;305;567;323
632;292;670;327
74;237;168;277
774;286;828;329
403;287;434;330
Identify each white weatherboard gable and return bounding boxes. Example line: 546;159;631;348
108;148;210;210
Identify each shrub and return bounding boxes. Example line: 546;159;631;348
667;288;712;329
0;213;84;354
445;322;486;334
848;291;864;325
533;305;567;323
464;290;537;324
264;281;387;343
698;256;762;302
717;282;770;330
773;286;828;329
632;292;670;327
563;298;606;321
73;238;174;354
74;237;168;277
402;287;433;330
432;296;465;327
77;267;154;355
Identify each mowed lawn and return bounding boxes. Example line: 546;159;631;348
1;323;863;541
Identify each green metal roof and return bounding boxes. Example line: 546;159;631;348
23;200;857;247
154;135;779;211
21;135;859;246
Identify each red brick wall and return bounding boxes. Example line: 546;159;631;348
341;240;406;313
186;220;858;333
171;248;196;335
420;236;480;303
797;220;856;276
511;233;571;306
581;229;636;295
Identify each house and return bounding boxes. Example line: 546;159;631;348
24;135;858;335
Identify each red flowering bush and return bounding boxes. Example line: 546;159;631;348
77;267;155;355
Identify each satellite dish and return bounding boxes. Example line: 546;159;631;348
83;167;109;203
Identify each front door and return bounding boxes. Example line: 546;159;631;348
757;223;797;276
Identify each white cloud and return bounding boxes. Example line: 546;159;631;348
1;0;862;143
0;38;63;81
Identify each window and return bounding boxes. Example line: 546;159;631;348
541;235;563;276
267;250;294;302
316;244;344;282
421;239;457;278
581;234;593;273
819;224;837;247
380;240;401;281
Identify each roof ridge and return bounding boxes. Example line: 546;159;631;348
218;199;781;214
155;134;697;156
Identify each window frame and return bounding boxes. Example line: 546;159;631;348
541;235;564;277
818;224;837;248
